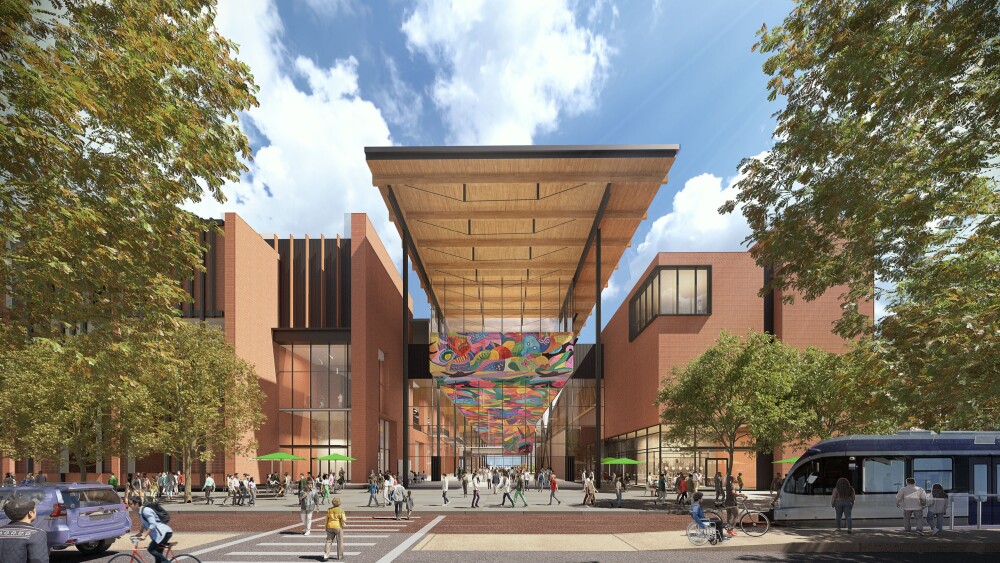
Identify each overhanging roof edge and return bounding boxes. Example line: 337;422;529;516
365;144;680;161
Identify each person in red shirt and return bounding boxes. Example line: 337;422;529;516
548;473;561;505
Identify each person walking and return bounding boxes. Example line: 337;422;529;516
203;473;216;505
405;490;414;520
471;473;481;508
462;471;470;497
299;486;318;535
392;481;407;521
322;497;346;561
831;477;856;533
549;473;562;505
895;478;927;534
657;472;666;505
366;479;380;507
737;472;744;494
771;472;783;494
491;471;500;495
500;474;514;507
723;476;740;536
713;472;724;506
108;473;119;490
248;477;257;506
926;483;948;536
441;473;450;506
614;476;623;508
512;472;528;508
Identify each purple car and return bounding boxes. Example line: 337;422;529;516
0;483;131;555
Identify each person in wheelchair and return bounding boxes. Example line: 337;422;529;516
690;492;729;543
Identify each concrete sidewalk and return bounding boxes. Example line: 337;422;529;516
411;527;1000;554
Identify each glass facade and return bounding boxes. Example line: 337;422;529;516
533;377;597;480
277;343;352;479
629;267;711;340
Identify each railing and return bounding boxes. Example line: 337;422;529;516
947;493;1000;530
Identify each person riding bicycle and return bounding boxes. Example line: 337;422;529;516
128;496;173;563
690;492;728;543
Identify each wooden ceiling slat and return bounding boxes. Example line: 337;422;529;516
417;237;631;248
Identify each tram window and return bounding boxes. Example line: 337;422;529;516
863;457;905;493
913;457;953;491
782;457;849;494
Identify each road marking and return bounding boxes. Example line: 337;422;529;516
190;521;304;556
259;542;376;546
225;551;361;556
376;515;445;563
277;534;389;539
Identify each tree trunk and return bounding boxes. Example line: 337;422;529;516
76;447;88;484
183;448;193;503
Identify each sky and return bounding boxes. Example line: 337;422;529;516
187;0;819;342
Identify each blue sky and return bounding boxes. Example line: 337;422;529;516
188;0;802;342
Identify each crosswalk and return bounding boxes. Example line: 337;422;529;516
199;517;419;561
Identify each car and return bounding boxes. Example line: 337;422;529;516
0;483;131;555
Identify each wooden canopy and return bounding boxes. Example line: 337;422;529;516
366;145;679;334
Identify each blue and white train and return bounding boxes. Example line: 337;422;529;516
773;430;1000;526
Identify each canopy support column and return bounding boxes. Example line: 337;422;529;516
595;227;603;489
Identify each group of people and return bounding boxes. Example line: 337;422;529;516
1;472;49;487
123;472;184;502
827;476;949;535
644;470;745;507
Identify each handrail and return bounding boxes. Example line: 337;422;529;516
946;492;1000;530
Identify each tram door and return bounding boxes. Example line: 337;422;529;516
969;456;1000;525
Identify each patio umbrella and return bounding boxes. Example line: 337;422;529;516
252;452;305;477
314;453;357;461
772;457;799;464
611;457;641;465
600;457;618;464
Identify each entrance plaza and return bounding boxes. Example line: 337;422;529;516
1;144;866;488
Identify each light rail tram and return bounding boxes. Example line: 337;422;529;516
773;430;1000;526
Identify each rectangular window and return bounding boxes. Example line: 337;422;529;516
914;457;953;491
630;266;711;340
863;457;906;493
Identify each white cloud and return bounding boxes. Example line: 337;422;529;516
401;0;613;144
304;0;359;18
186;0;401;264
376;56;424;138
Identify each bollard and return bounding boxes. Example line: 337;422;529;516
977;498;982;530
950;497;955;530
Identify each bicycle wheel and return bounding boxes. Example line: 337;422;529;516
685;521;709;546
171;555;203;563
739;510;770;536
108;554;143;563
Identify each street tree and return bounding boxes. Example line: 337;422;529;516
722;0;999;338
656;330;805;480
0;0;256;349
153;321;265;502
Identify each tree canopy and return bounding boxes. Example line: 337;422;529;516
722;0;999;338
0;0;256;348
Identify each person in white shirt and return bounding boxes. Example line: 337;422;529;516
441;473;450;505
392;481;407;520
895;478;927;534
471;473;481;508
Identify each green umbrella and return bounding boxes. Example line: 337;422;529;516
314;453;357;462
600;457;618;464
611;457;641;465
773;457;799;464
251;452;305;479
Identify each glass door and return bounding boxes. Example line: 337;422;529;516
969;457;998;525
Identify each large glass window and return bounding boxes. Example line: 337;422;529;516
914;458;953;491
782;457;850;495
629;267;711;339
863;457;905;493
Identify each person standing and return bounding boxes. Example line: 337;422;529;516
724;476;740;535
714;472;724;505
203;473;216;505
549;473;561;505
737;472;744;494
462;471;470;497
926;483;948;536
248;477;257;506
895;478;927;534
614;476;623;508
108;473;119;490
392;481;407;521
771;472;783;494
831;477;856;533
0;498;49;563
283;472;292;497
367;479;380;507
491;470;500;495
441;473;450;506
299;486;318;535
471;472;482;508
34;471;47;485
322;497;346;561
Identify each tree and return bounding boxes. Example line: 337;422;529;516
152;321;264;503
722;0;999;337
655;331;805;479
0;0;257;349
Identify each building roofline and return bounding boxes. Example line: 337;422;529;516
365;144;680;161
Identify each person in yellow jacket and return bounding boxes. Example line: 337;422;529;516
323;497;346;561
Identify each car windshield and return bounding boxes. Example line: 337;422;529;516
62;488;122;508
13;489;49;505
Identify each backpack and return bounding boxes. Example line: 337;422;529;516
145;501;171;524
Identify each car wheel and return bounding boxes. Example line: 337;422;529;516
76;538;113;555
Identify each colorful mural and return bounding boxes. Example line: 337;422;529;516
431;332;575;453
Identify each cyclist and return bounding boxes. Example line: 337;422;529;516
690;492;728;543
128;496;173;563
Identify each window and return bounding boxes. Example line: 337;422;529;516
629;266;711;339
782;457;850;495
863;457;905;493
914;458;953;491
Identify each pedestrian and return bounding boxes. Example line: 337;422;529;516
471;472;482;508
441;473;450;505
549;472;561;505
714;472;723;506
299;485;318;535
895;477;927;534
405;490;414;520
203;473;216;505
35;471;47;485
926;483;947;536
248;477;257;506
614;476;623;508
686;473;696;505
737;472;744;494
831;477;855;533
723;476;740;536
512;472;528;508
491;471;499;495
677;473;688;504
657;472;667;504
392;480;407;521
108;473;119;490
462;471;470;497
500;474;514;507
0;498;48;563
367;479;380;507
322;497;346;561
771;472;783;494
690;492;728;543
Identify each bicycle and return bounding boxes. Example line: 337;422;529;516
685;519;720;546
712;497;770;537
107;535;202;563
